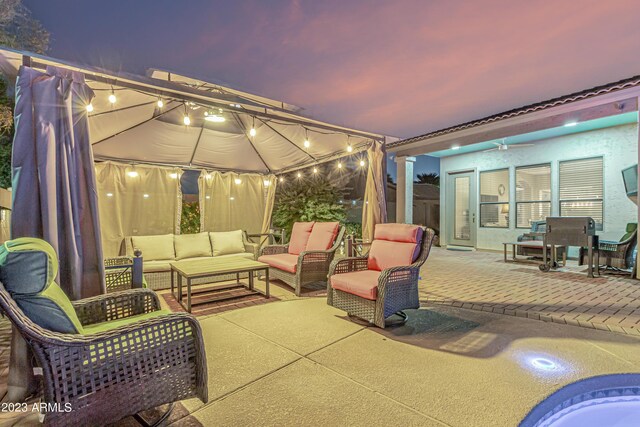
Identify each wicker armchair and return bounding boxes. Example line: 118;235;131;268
579;223;637;271
327;225;436;328
0;286;208;426
104;254;145;293
260;225;346;296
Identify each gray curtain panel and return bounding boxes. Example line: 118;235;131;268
11;65;105;299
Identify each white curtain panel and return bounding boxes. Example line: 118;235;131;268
95;161;182;257
199;171;277;235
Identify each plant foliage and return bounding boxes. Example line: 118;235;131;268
273;175;346;237
181;201;200;234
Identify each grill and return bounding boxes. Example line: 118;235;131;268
541;217;599;276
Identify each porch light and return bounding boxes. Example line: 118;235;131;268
157;99;164;108
451;145;460;150
234;178;242;185
126;171;139;178
86;103;94;112
564;121;578;127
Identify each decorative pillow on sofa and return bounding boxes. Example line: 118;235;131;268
288;222;315;255
175;233;213;260
0;238;84;334
210;230;245;256
306;222;340;251
132;234;175;261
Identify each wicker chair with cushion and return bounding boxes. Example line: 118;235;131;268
327;224;435;328
579;223;638;271
259;222;345;296
0;238;207;426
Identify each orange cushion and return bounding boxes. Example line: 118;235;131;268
331;270;381;300
374;223;423;243
367;240;418;271
258;253;299;273
288;222;315;255
306;222;340;251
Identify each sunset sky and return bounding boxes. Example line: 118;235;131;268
25;0;640;144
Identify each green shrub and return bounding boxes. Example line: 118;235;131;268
273;174;346;237
181;201;200;234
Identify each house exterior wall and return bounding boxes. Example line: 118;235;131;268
439;123;638;251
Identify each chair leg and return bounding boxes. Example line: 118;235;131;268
133;402;175;427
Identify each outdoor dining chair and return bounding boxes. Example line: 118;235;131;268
0;238;208;426
327;224;435;328
259;221;345;296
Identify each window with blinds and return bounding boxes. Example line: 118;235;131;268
515;164;551;228
479;169;509;228
559;157;603;229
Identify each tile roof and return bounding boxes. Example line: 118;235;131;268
389;74;640;148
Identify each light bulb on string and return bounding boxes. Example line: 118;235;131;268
157;99;164;108
279;177;284;183
346;134;353;152
297;172;302;178
249;116;257;137
313;167;318;174
303;128;310;148
337;162;342;169
108;87;116;104
360;159;366;167
183;103;190;126
86;103;94;112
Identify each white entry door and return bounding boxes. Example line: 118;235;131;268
447;171;476;247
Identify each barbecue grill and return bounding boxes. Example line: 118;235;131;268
540;216;599;276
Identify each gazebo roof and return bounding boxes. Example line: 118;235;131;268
0;47;386;174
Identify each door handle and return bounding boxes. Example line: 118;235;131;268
472;213;476;224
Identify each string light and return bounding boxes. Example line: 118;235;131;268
108;87;116;104
143;194;150;199
234;178;242;185
313;167;318;174
346;135;353;152
303;128;310;148
169;172;179;179
126;171;139;177
106;193;113;197
263;180;270;187
183;103;190;126
249;117;257;137
230;196;235;201
297;172;302;178
86;103;94;112
337;162;342;169
157;99;164;108
360;159;366;167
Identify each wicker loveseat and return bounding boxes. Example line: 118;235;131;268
259;222;345;296
327;224;435;328
0;238;207;426
122;230;259;290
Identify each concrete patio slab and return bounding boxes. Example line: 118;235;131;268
181;315;301;413
180;358;443;427
219;298;365;355
309;305;640;427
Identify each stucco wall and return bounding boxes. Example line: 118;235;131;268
439;123;638;251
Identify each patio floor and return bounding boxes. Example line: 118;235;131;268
421;247;640;335
1;249;640;425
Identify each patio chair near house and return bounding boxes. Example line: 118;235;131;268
0;238;208;426
327;224;435;328
258;222;345;296
579;223;638;272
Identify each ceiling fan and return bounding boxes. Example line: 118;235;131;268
483;139;534;152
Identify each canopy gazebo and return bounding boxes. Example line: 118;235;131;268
0;47;391;298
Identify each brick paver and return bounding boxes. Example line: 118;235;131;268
420;247;640;335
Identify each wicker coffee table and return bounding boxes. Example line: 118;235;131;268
170;258;269;313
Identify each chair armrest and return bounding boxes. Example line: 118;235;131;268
244;242;260;259
328;256;369;277
72;288;161;326
378;265;420;293
261;245;289;256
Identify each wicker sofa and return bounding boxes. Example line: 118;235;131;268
122;230;259;290
327;224;435;328
259;222;345;296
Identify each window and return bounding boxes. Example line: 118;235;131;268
516;164;551;228
559;157;603;229
479;169;509;228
